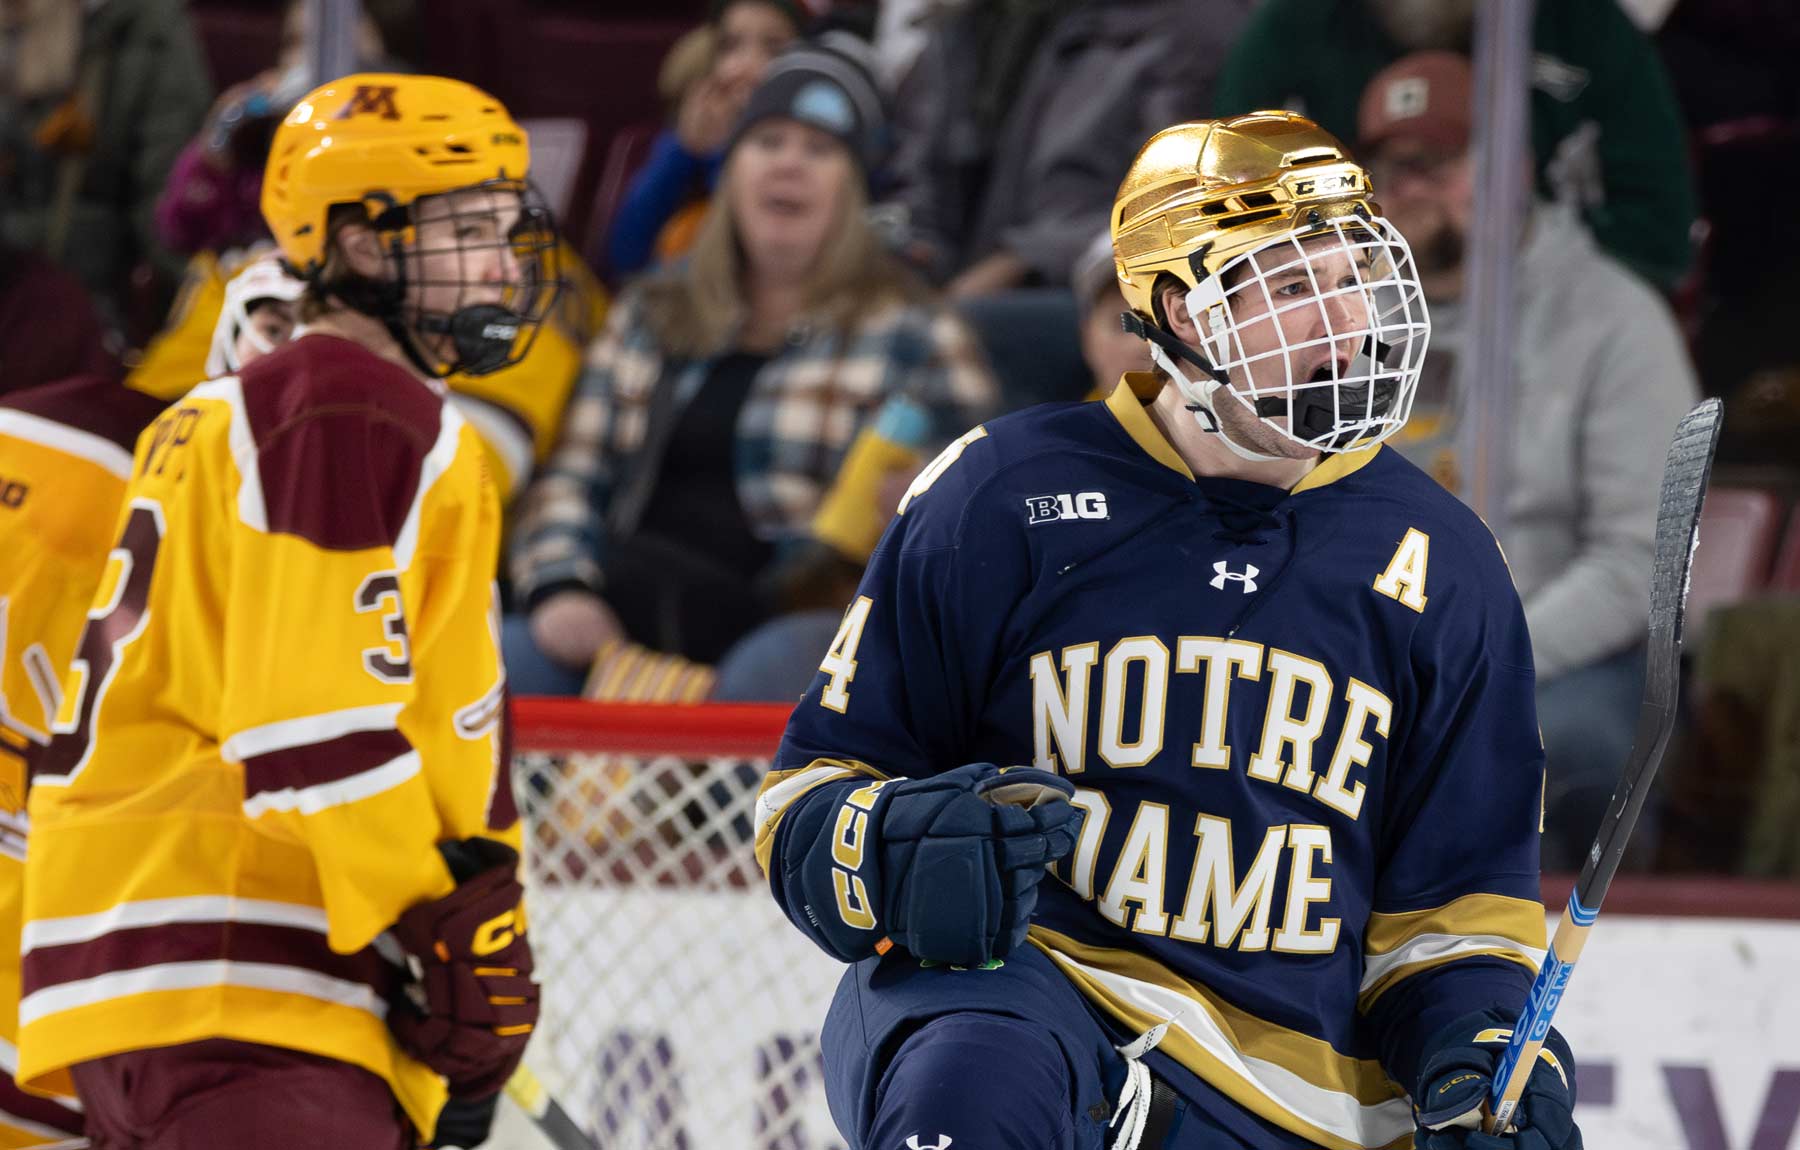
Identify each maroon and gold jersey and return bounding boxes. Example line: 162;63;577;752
20;336;516;1138
0;374;166;1145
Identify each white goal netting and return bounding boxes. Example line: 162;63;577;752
514;724;847;1150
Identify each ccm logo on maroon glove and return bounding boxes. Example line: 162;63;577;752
389;841;540;1100
470;904;527;957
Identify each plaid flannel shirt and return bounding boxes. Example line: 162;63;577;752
511;286;996;608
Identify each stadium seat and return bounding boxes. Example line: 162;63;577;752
1770;506;1800;592
520;118;589;223
1687;485;1784;626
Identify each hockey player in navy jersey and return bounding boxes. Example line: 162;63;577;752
756;112;1581;1150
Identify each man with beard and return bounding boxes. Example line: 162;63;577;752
1214;0;1696;291
1359;51;1698;870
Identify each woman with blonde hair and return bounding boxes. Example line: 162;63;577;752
511;37;996;699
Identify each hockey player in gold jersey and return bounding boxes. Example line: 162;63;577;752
20;74;560;1149
0;372;165;1147
0;256;303;1148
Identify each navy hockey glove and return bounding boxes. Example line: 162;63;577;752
390;838;538;1104
1414;1007;1581;1150
795;763;1082;966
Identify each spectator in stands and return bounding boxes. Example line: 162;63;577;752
0;0;211;331
1359;53;1699;869
511;40;996;699
0;237;123;392
605;0;803;281
154;0;393;258
878;0;1248;413
883;0;1249;299
794;227;1145;596
1070;228;1152;399
1215;0;1697;290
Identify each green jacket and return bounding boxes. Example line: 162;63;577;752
1;0;212;322
1215;0;1695;289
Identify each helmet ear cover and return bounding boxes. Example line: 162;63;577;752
307;182;564;380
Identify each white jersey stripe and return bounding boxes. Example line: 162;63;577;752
392;401;467;570
1049;949;1416;1149
220;703;405;763
754;764;858;838
241;750;421;818
448;392;533;494
0;1106;84;1139
1359;932;1546;994
22;896;328;956
184;376;267;533
18;960;389;1027
0;1037;82;1112
0;409;133;479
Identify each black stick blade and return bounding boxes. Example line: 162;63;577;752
1581;397;1723;897
1650;397;1724;651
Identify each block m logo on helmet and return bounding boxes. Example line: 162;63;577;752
338;84;401;120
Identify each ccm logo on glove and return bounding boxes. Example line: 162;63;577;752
832;781;889;930
471;904;528;956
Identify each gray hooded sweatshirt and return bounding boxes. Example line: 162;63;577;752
1392;204;1699;680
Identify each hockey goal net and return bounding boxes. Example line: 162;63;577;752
512;697;846;1150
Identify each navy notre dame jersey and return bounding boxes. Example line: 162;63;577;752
759;374;1549;1149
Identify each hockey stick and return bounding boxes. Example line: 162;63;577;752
506;1063;602;1150
1484;397;1723;1133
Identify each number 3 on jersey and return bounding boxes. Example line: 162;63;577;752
37;499;165;785
818;596;874;714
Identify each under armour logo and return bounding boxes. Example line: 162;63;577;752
905;1137;953;1150
1209;561;1260;593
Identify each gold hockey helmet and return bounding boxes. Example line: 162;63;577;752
1111;112;1377;321
260;73;560;378
1107;112;1430;456
262;73;533;275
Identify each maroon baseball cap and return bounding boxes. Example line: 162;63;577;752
1358;51;1473;154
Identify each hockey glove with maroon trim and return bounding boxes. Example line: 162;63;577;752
390;838;538;1101
1414;1007;1581;1150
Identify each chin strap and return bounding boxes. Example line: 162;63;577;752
1120;312;1282;464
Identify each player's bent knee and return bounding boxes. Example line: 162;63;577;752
867;1013;1077;1150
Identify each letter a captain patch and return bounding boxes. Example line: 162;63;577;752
1373;527;1429;612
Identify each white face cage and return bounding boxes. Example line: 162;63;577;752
206;253;308;377
1177;214;1430;456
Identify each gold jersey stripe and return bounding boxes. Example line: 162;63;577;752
1364;892;1546;955
1359;892;1546;1008
1105;374;1193;480
1028;926;1414;1150
752;757;888;875
1101;372;1383;493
